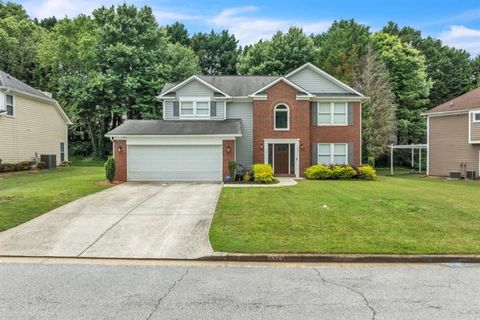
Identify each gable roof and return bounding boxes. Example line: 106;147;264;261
0;70;72;124
159;63;366;99
425;87;480;115
285;63;365;97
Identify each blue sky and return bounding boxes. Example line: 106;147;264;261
19;0;480;56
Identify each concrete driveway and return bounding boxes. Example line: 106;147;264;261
0;182;222;259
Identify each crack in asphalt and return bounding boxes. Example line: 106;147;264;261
314;268;377;320
146;267;190;320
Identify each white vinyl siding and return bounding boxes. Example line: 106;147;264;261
127;145;222;181
226;101;253;168
175;80;214;97
0;95;68;164
317;102;348;125
317;143;348;165
287;66;351;93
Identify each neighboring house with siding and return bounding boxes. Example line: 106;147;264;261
424;87;480;177
0;71;71;164
106;63;366;182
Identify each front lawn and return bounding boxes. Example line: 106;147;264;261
0;165;110;232
210;176;480;254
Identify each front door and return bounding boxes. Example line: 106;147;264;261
274;144;289;174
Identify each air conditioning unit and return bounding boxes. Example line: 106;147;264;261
466;171;476;180
449;171;461;179
40;155;57;170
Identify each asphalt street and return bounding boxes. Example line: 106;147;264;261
0;259;479;319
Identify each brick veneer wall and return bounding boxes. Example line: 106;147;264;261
252;80;362;175
113;139;127;182
223;140;235;181
310;102;362;166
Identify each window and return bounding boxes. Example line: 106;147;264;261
179;99;210;117
274;104;289;130
317;143;348;165
6;94;14;117
317;102;348;125
60;142;65;162
474;112;480;122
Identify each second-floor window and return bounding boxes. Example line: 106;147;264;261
179;98;210;118
274;104;289;130
474;112;480;122
6;94;14;116
318;102;347;125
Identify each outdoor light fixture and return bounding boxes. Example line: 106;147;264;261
301;144;304;150
260;143;263;150
118;146;123;152
227;146;231;153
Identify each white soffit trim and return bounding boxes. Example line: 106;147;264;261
422;108;480;117
285;62;365;98
158;75;231;98
249;77;313;97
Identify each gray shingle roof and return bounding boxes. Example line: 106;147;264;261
106;119;242;136
0;70;55;101
160;76;279;96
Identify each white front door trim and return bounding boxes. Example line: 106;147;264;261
263;138;300;177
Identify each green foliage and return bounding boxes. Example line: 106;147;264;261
312;19;371;83
471;55;480;86
166;22;190;46
228;160;237;180
358;165;377;180
371;32;432;144
36;161;46;170
304;165;333;180
191;30;239;75
252;164;274;183
0;161;33;172
166;42;201;82
104;156;115;182
238;27;316;75
330;165;358;179
0;163;15;172
243;173;251;183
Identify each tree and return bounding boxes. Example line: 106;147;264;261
191;30;239;75
238;27;316;75
473;55;480;86
165;42;201;82
353;46;397;162
33;16;58;30
0;2;44;84
165;21;190;46
382;22;474;107
372;32;431;144
312;19;370;83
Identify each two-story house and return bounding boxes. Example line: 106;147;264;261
106;63;366;182
0;71;71;165
424;87;480;178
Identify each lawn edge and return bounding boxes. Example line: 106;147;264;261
204;252;480;263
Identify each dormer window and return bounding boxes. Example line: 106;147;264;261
179;97;210;118
274;104;289;130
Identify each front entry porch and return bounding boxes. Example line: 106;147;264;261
263;139;300;177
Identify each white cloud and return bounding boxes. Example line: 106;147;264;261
21;0;124;19
439;25;480;56
210;6;331;45
153;10;202;24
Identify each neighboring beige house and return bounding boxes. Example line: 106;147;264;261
424;87;480;178
0;70;71;164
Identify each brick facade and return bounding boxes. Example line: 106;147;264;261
113;139;127;182
222;140;235;181
253;80;362;176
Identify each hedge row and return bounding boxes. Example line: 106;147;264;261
0;160;35;173
304;165;377;180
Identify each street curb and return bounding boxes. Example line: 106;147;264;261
203;253;480;263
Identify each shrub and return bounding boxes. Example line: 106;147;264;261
358;165;377;180
36;161;46;170
0;163;16;172
330;165;357;179
305;165;333;180
252;164;274;183
14;161;33;171
228;160;237;181
59;161;71;167
243;172;251;183
104;156;115;182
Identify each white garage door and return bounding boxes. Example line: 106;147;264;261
127;145;222;181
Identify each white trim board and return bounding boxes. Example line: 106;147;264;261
158;75;231;98
249;77;313;97
262;138;300;177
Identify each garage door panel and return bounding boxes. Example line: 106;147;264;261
127;145;222;181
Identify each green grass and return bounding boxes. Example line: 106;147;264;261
0;165;110;232
210;176;480;254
